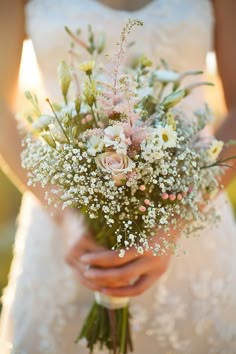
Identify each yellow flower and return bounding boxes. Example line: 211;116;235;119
139;55;152;68
166;111;177;130
83;80;97;106
208;140;224;160
79;60;95;75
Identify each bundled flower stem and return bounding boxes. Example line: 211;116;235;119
75;215;133;354
21;20;236;354
77;302;133;354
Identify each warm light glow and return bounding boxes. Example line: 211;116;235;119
205;51;226;128
18;39;43;92
206;51;217;75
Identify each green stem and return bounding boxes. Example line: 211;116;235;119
157;83;166;103
89;309;100;353
108;310;117;354
120;306;128;354
201;155;236;169
88;75;100;127
46;98;70;144
76;302;98;342
217;163;236;170
63;94;68;105
218;155;236;164
127;317;134;352
90;105;99;128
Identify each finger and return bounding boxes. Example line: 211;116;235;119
80;247;141;268
71;260;132;288
83;257;151;285
65;233;105;265
101;274;157;297
72;232;105;253
77;270;102;292
73;260;103;292
65;233;91;264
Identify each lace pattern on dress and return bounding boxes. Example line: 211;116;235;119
2;1;236;354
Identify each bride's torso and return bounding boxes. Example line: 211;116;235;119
4;4;236;354
25;0;214;108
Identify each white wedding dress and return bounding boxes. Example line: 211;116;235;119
1;0;236;353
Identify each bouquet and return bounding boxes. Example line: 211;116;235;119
21;20;236;354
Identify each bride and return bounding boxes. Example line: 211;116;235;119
1;0;236;353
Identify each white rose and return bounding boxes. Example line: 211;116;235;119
95;152;135;185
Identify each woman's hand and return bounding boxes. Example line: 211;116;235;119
65;230;177;297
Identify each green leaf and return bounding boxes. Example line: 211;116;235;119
24;91;41;116
161;89;186;110
52;103;62;112
57;61;72;103
24;90;33;100
41;132;56;148
97;33;106;54
166;111;177;130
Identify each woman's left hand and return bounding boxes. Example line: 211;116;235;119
65;229;179;297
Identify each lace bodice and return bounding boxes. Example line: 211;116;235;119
25;0;214;102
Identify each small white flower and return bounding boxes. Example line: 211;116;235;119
137;87;153;98
156;125;177;148
87;136;104;156
129;234;135;242
137;246;144;255
119;249;126;258
115;141;129;154
104;125;128;152
58;102;77;120
141;129;164;162
154;243;161;254
208;140;224;160
141;146;163;162
32;115;53;131
50;122;68;143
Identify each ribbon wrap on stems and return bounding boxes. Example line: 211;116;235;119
95;292;130;310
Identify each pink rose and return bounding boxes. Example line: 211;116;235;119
95;152;135;185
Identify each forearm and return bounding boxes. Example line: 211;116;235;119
0;100;45;202
215;106;236;187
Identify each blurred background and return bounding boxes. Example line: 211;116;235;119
0;41;236;313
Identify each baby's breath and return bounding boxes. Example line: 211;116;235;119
21;20;232;257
